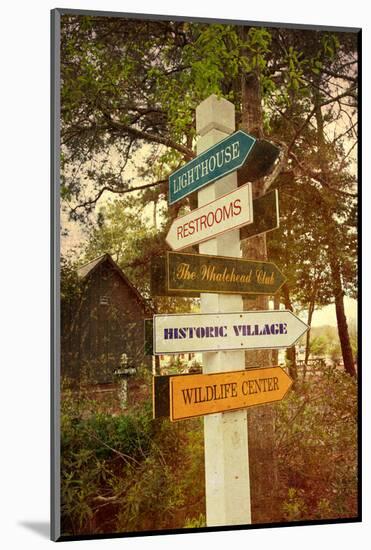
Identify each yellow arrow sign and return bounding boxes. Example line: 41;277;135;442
169;366;293;421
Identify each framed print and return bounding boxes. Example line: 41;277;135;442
51;7;361;542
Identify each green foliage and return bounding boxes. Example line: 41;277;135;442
309;335;329;357
82;197;158;297
60;385;205;536
60;254;82;302
302;325;357;364
83;404;153;460
282;488;307;521
116;454;186;532
276;366;358;520
184;513;206;528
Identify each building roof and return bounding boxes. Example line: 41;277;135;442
77;255;107;280
77;253;153;313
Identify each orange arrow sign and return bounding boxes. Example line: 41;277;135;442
169;366;293;421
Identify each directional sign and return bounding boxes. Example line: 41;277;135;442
240;189;279;241
166;183;253;251
151;251;286;297
169;367;293;421
169;130;256;205
165;251;286;296
153;310;309;355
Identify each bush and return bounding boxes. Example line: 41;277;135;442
60;388;205;536
276;365;358;521
60;364;358;534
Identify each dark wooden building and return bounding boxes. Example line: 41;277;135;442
61;254;152;386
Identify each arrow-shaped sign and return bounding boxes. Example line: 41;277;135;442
165;251;286;296
151;251;286;296
169;130;256;205
153;310;309;355
169;367;293;421
166;183;253;251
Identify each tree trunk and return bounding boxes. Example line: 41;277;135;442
239;48;279;523
304;304;314;363
153;199;157;229
303;300;315;380
282;283;297;383
304;279;319;369
329;256;356;376
271;294;280;366
314;91;356;378
154;354;161;375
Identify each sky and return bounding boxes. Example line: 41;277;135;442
310;296;357;327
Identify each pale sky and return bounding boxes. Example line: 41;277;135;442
307;296;357;327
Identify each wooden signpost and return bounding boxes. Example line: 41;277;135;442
194;96;251;526
165;183;253;251
152;250;286;296
169;367;293;421
153;372;191;418
149;95;284;528
153;310;309;355
168;130;256;205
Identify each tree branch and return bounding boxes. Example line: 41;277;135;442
321;68;357;83
287;87;357;153
69;179;168;216
103;112;195;160
262;141;288;194
289;151;357;198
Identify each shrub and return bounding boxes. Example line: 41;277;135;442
60;388;205;535
275;365;358;521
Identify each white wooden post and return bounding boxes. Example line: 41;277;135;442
196;95;251;526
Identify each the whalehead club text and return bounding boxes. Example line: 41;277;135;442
175;262;275;285
164;323;288;339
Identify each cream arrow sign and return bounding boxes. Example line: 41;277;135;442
166;183;253;251
153;309;309;354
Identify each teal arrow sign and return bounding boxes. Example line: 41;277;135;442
168;130;256;205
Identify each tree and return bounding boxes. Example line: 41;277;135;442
82;196;197;315
264;32;357;375
60;15;358;523
310;335;328;357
